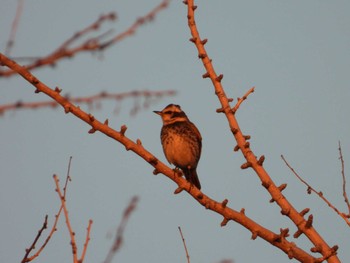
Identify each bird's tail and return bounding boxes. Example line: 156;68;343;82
184;169;201;190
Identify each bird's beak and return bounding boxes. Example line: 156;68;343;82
153;110;161;115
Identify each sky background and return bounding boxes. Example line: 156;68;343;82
1;0;350;262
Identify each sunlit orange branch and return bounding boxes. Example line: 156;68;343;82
104;196;139;263
0;0;170;78
184;1;339;262
0;53;316;263
0;90;175;116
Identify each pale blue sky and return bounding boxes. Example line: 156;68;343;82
1;1;350;262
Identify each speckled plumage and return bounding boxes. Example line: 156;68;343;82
154;104;202;189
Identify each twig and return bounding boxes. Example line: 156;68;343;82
178;226;190;263
5;0;24;55
281;154;350;226
100;0;170;50
21;215;48;263
104;196;139;263
231;86;255;114
80;219;93;263
22;206;63;263
0;90;175;116
338;141;350;214
53;174;79;263
0;0;170;77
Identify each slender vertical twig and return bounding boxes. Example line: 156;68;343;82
5;0;24;55
103;196;139;263
178;226;190;263
338;141;350;214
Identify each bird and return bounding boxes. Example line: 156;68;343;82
153;104;202;189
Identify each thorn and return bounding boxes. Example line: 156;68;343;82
198;53;207;59
215;74;223;82
305;214;313;228
216;107;224;113
136;139;142;145
331;245;339;252
278;184;287;192
189;37;196;43
233;145;240;152
300;208;310;216
202;72;210;78
192;5;197;11
104;119;109;125
310;245;322;253
244;142;250;148
64;106;71;114
120;125;127;135
280;228;289;238
228;98;234;102
88;114;95;122
293;229;302;238
280;208;290;216
240;208;245;215
251;231;258;240
243;135;251;140
258;155;265;166
88;128;96;134
220;218;229;227
231;128;238;134
153;168;160;175
241;162;252;169
55;87;62;93
221;199;228;208
182;0;188;5
201;39;208;45
174;187;183;194
35;89;41;93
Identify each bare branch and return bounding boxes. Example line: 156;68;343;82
178;226;190;263
0;90;175;116
5;0;24;55
21;215;48;263
338;141;350;214
104;196;139;263
281;154;350;227
80;219;93;263
231;86;255;114
0;0;170;77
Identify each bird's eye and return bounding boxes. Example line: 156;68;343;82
164;110;173;115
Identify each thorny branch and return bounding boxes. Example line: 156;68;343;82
184;0;340;262
0;0;170;77
0;52;318;263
